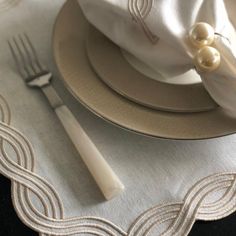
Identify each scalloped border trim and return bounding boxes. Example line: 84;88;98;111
0;95;236;236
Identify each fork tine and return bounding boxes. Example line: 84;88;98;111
12;36;32;78
23;33;45;72
8;33;48;82
8;39;27;78
18;34;38;74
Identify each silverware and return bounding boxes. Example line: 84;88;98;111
8;33;124;200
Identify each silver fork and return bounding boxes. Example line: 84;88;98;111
8;33;124;200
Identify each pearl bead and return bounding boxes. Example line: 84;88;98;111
189;22;215;48
194;46;221;73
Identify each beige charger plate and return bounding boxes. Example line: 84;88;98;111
53;0;236;140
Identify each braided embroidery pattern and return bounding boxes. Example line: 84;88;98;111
0;95;236;235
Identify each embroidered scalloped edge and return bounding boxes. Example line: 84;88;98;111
0;95;236;236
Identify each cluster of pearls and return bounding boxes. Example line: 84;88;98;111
189;22;221;73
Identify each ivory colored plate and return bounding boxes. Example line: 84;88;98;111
53;0;236;140
86;26;217;112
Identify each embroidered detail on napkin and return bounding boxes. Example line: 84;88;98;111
128;0;158;44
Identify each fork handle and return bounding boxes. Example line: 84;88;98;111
55;105;124;200
42;86;124;200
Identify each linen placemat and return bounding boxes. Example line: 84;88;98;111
0;1;236;235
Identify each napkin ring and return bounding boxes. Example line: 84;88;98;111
189;22;221;73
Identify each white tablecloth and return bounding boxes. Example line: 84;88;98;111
0;1;236;235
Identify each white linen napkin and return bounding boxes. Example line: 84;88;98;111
79;0;236;116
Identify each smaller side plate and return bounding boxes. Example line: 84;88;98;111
86;26;217;113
